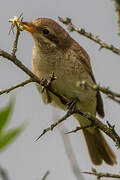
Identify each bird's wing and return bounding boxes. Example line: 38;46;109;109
71;40;104;118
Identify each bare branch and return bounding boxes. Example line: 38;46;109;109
0;79;32;95
42;171;50;180
77;81;120;104
65;120;120;145
36;111;72;141
106;121;120;148
9;13;23;56
75;108;120;148
11;28;20;56
36;98;120;148
58;17;120;56
65;123;93;134
83;168;120;179
65;119;120;146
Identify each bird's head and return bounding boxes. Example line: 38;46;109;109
23;18;72;50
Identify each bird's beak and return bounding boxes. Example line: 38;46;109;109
22;22;37;33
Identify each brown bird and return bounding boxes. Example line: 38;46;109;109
22;18;116;165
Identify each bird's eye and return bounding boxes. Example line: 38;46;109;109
42;28;49;35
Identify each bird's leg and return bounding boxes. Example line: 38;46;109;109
40;78;48;93
67;97;78;114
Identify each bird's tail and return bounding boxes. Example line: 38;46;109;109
83;128;117;165
74;114;117;165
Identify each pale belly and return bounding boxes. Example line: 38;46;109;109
32;60;97;114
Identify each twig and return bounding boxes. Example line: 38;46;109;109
58;17;120;55
9;13;23;34
0;79;32;95
36;111;72;141
42;171;50;180
65;123;93;134
36;99;120;147
75;108;120;148
9;13;23;56
107;95;120;104
66;117;120;148
77;81;120;104
11;28;20;56
106;121;120;148
83;168;120;179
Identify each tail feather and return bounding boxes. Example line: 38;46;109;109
83;129;117;165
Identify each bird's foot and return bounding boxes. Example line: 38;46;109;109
40;72;56;92
67;97;78;114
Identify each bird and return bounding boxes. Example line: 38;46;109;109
22;18;117;165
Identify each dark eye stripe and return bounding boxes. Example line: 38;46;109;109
47;34;59;44
38;27;59;45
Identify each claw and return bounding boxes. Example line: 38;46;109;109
67;97;78;114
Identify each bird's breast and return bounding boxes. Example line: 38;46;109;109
32;46;96;112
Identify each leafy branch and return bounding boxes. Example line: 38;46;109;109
0;97;24;152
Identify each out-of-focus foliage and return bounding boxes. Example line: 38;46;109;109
0;97;24;152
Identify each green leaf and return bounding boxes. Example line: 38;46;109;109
0;125;24;152
0;97;15;133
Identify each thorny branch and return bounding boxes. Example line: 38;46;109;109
58;17;120;55
36;104;120;148
77;81;120;104
9;13;23;56
0;79;32;95
65;120;120;146
65;123;93;134
36;111;72;140
83;168;120;179
11;28;20;56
